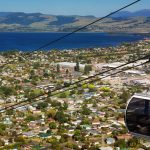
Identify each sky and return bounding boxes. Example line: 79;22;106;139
0;0;149;17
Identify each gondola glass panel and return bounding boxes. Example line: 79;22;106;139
126;97;150;137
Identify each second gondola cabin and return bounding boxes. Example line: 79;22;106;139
125;93;150;138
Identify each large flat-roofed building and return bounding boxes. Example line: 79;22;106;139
56;62;85;69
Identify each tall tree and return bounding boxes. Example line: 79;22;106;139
66;69;69;75
56;64;60;73
74;60;80;72
84;65;92;74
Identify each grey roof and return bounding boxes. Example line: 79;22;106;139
133;93;150;100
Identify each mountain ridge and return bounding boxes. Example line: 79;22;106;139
0;9;150;18
0;9;149;33
111;9;150;18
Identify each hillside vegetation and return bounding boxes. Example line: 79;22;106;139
0;10;150;33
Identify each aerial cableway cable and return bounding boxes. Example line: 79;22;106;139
0;0;142;68
0;51;148;69
0;55;149;113
34;0;141;51
0;0;145;112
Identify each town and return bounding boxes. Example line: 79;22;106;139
0;39;150;150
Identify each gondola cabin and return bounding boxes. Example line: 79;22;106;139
125;94;150;138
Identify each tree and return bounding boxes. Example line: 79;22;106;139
51;100;62;108
73;130;85;141
64;82;70;87
84;65;92;74
51;138;60;150
25;89;44;99
82;84;88;89
56;64;60;73
55;111;68;123
119;89;130;103
0;123;6;135
60;134;69;143
33;62;40;69
100;87;111;92
127;137;140;148
47;129;52;134
25;115;36;122
73;129;81;140
43;72;49;77
49;122;57;129
14;136;25;144
66;69;69;75
81;118;90;125
6;109;14;115
0;86;16;97
63;102;68;110
82;105;91;115
30;69;35;76
74;60;80;72
88;84;96;92
129;85;142;94
114;139;126;148
66;141;74;149
37;102;48;109
59;92;67;98
47;109;57;118
57;125;66;135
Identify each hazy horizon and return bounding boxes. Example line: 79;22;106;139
0;0;149;17
0;8;149;17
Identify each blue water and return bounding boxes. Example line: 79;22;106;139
0;32;147;51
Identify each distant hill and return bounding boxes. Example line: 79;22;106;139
0;12;12;17
0;12;95;26
112;9;150;18
0;10;149;33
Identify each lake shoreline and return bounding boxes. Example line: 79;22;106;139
0;31;149;35
0;32;148;52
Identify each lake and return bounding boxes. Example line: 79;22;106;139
0;32;147;52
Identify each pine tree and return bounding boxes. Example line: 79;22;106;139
56;64;60;73
74;60;80;72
